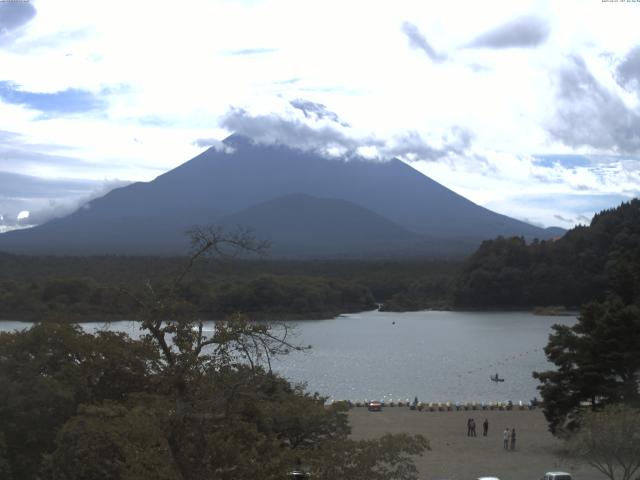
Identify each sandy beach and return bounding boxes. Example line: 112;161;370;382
348;407;602;480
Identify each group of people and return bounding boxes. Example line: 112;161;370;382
466;418;489;436
503;427;516;450
465;419;516;450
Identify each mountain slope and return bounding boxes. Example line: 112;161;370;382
219;193;423;257
150;134;555;239
0;134;564;256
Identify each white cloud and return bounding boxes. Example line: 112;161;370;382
0;0;638;228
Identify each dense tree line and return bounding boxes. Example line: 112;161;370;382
516;201;640;436
454;199;640;308
0;275;376;321
0;254;458;320
379;274;453;311
0;230;428;480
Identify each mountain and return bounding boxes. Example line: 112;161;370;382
219;193;424;257
0;134;564;257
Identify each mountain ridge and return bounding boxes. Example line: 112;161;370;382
0;134;565;257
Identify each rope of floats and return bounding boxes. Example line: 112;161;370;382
456;347;543;378
323;347;545;410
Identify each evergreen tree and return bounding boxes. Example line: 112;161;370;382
533;296;640;433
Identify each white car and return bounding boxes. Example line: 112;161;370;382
477;477;500;480
542;472;571;480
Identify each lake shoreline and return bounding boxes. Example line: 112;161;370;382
2;310;576;402
0;305;579;323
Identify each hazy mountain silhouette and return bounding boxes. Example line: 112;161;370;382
0;134;564;256
219;192;424;257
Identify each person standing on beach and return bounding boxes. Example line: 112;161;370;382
483;418;488;436
510;428;516;450
467;418;472;436
470;418;476;436
503;428;509;449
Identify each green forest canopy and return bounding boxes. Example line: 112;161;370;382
0;229;428;480
454;199;640;308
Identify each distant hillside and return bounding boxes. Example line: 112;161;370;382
0;134;563;257
453;199;640;308
219;193;424;257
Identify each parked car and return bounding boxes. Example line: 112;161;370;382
288;470;310;479
542;472;571;480
367;401;382;412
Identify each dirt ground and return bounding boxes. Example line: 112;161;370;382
348;407;603;480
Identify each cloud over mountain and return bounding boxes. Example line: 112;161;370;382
0;137;563;256
219;107;368;154
219;107;474;163
0;171;129;232
290;99;349;126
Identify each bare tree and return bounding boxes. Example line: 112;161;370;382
123;226;304;479
125;226;294;375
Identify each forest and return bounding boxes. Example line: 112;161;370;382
0;230;428;480
2;200;640;320
453;199;640;309
0;254;457;321
2;202;640;479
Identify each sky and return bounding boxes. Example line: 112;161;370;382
1;0;640;232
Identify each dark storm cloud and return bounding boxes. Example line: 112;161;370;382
0;81;106;115
289;99;349;126
0;2;36;34
466;16;549;49
401;22;447;63
549;56;640;154
616;45;640;92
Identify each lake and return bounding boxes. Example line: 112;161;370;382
0;309;574;404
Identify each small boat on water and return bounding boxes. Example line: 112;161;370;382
490;374;505;382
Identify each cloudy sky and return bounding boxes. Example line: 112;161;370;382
1;0;640;232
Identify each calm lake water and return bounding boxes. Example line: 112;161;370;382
1;310;574;403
